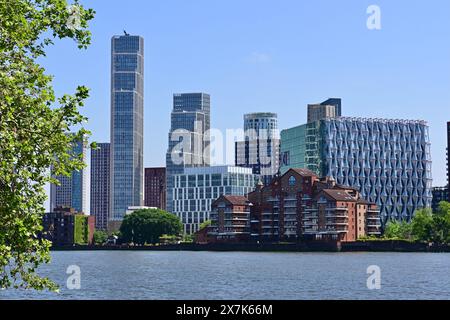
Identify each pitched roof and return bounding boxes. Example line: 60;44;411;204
322;189;356;202
214;195;250;206
288;168;318;177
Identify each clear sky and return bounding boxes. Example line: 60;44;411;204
42;0;450;210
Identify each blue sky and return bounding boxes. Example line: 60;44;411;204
42;0;450;208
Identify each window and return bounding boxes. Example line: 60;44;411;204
289;176;296;186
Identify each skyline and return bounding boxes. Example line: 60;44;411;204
41;0;450;211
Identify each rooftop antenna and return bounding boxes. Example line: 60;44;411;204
124;30;129;36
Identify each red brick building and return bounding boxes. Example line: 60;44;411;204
208;195;252;243
248;168;381;243
144;167;166;210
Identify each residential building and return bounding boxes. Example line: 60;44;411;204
172;166;258;234
42;207;95;246
144;167;166;210
166;93;211;214
235;112;280;185
50;137;87;213
208;195;252;243
432;187;448;212
90;143;110;231
281;117;433;223
110;34;144;226
248;168;381;243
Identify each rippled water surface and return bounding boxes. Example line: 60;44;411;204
1;251;449;300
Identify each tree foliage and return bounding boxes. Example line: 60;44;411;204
0;0;94;290
383;203;450;245
93;230;108;245
120;209;183;245
199;220;211;230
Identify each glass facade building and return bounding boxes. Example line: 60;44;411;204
172;166;258;234
166;93;211;214
90;143;110;231
235;112;280;185
281;117;433;223
50;138;86;213
110;35;144;221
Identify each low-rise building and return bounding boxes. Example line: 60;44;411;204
208;195;252;243
42;207;95;246
248;168;381;243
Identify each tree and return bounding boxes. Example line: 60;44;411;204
120;209;183;245
0;0;94;290
411;209;433;243
383;220;413;240
199;220;211;230
93;231;108;245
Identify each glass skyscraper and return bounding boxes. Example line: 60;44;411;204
90;143;110;231
281;117;433;223
50;138;86;213
110;34;144;223
166;93;211;214
235;112;280;185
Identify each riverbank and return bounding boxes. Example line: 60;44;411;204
51;240;450;253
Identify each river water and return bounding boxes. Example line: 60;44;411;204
1;251;449;300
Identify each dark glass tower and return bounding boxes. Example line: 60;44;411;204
50;137;86;213
110;34;144;223
90;143;110;231
166;93;211;214
321;98;342;117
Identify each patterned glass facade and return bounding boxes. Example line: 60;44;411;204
281;117;433;223
110;35;144;221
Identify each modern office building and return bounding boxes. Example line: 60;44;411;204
50;138;87;213
166;93;211;214
90;143;110;231
281;117;433;223
172;166;258;234
307;98;342;123
321;98;342;117
110;34;144;226
144;167;166;210
247;168;381;243
235;112;280;185
208;195;252;243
